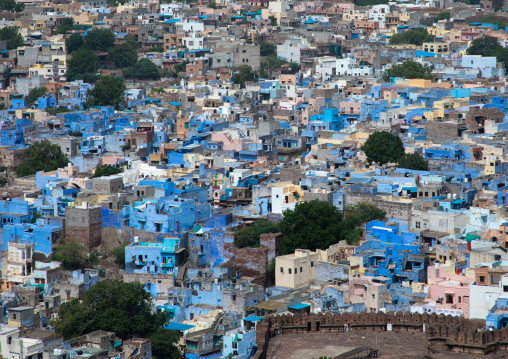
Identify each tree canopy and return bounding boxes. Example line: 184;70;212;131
232;65;258;88
435;12;450;21
14;139;69;177
278;200;386;254
397;152;429;171
86;76;126;109
84;29;116;51
382;60;433;82
279;200;344;254
66;49;98;81
53;280;169;340
467;35;508;68
390;28;434;46
56;18;74;35
94;164;123;177
259;40;275;56
123;59;160;80
108;43;137;68
0;27;23;50
26;87;48;105
361;131;405;165
51;241;90;270
66;33;84;54
234;220;280;248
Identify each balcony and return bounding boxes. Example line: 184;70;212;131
134;260;147;266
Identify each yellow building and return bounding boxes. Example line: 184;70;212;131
275;249;319;288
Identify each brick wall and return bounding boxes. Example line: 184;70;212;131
224;243;268;282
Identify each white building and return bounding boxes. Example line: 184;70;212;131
182;34;204;50
469;272;508;319
315;56;337;80
336;58;373;76
277;37;314;64
368;5;389;22
271;183;304;214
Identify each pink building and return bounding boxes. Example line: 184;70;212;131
425;264;475;318
210;132;247;151
339;101;361;115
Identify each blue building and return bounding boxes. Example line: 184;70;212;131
125;237;185;275
353;221;427;283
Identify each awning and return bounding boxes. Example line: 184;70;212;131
288;303;310;310
465;234;481;242
165;322;195;331
113;340;123;348
193;224;204;234
451;199;465;204
168;102;182;106
402;187;417;192
244;316;264;322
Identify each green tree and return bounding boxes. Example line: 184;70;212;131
173;59;189;74
361;131;404;165
125;35;139;49
269;15;277;26
84;29;115;51
266;258;275;285
123;59;160;80
397;152;429;171
147;45;164;53
53;280;168;340
341;203;386;244
382;60;433;82
279;200;344;255
209;0;217;8
108;43;137;68
149;329;181;359
56;18;74;35
0;27;23;50
113;244;126;269
435;11;450;21
66;33;84;53
51;241;89;270
14;2;23;12
389;28;434;46
68;130;83;137
232;65;257;88
259;40;275;56
234;220;280;248
47;106;71;116
26;87;47;105
94;164;123;177
15;139;69;177
107;0;128;5
66;49;98;81
86;76;125;109
354;0;388;6
0;0;15;11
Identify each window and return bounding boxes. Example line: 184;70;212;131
480;276;485;282
288;268;292;274
311;262;314;267
280;267;284;273
294;268;297;274
300;267;303;272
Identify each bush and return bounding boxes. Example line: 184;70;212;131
382;60;433;82
234;220;280;248
14;140;68;177
361;131;405;165
94;164;123;177
123;59;160;80
389;28;434;46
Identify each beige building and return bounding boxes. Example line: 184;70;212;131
275;249;318;288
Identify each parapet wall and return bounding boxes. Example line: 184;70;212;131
252;311;507;359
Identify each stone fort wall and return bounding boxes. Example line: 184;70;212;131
252;311;508;358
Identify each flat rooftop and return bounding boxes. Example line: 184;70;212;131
264;332;493;359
